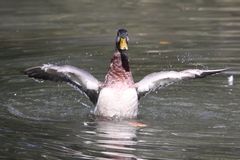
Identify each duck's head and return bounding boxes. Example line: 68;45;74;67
116;29;129;53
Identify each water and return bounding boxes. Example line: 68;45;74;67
1;0;240;159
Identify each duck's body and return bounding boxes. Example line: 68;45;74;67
24;29;227;119
95;86;138;118
95;50;138;118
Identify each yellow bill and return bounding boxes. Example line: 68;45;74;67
119;37;128;50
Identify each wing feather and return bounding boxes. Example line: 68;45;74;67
24;64;101;104
136;68;227;98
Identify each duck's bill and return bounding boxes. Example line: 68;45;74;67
119;37;128;50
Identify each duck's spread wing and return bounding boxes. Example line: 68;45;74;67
136;68;227;98
24;64;101;104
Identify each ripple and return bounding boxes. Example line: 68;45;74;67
7;105;65;122
198;7;240;12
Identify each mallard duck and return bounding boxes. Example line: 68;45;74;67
24;29;227;118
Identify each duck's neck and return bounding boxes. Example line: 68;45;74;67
104;51;134;86
120;52;130;72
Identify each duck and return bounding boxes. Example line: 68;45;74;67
24;29;227;119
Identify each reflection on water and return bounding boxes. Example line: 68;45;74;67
37;120;140;160
94;121;138;159
1;0;240;159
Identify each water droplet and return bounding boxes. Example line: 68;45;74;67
228;75;233;86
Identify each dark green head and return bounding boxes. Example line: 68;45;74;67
115;29;129;52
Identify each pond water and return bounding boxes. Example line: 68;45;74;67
0;0;240;159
